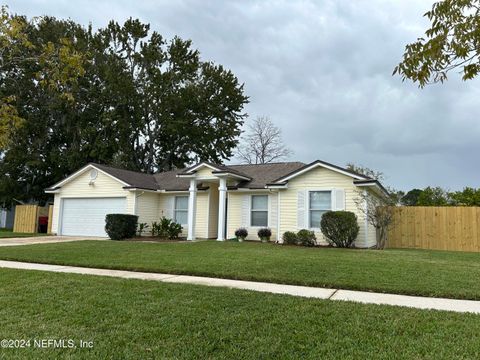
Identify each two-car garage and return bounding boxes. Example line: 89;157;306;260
59;197;127;237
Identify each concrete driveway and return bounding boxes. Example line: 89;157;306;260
0;236;106;247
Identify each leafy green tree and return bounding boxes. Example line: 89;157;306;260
401;189;423;206
450;187;480;206
0;6;85;149
394;0;480;86
0;12;248;204
417;186;451;206
97;19;248;172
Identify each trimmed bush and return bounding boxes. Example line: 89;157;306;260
151;217;183;239
257;228;272;242
282;231;298;245
105;214;138;240
320;211;359;248
297;229;316;247
235;228;248;242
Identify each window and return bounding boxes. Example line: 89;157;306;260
250;195;268;227
174;196;188;225
309;191;331;228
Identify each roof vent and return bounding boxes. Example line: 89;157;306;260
89;169;98;186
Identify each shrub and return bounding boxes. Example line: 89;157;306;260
257;228;272;242
151;217;183;239
320;211;359;248
282;231;298;245
105;214;138;240
297;229;316;247
235;228;248;241
137;222;149;237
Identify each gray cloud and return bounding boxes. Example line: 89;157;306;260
10;0;480;190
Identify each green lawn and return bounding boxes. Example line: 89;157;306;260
0;240;480;300
1;268;480;359
0;229;48;238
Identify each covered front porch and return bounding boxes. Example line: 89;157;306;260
176;163;251;241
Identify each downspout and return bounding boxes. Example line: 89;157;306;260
133;191;145;215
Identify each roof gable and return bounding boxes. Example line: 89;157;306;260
46;164;131;191
272;160;370;183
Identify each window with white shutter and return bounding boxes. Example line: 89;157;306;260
308;191;331;228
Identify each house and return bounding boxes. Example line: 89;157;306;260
45;160;388;247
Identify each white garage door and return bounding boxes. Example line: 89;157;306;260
60;197;127;237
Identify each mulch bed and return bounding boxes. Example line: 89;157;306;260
127;237;188;243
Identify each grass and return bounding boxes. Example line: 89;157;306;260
0;229;48;238
1;268;480;359
0;240;480;300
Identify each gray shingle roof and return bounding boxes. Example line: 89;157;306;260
92;163;161;191
50;160;368;192
228;162;305;188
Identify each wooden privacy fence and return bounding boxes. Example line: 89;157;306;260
13;205;53;234
387;206;480;252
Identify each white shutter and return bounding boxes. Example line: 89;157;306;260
241;195;249;227
163;196;175;219
269;193;277;229
297;190;306;229
333;189;345;211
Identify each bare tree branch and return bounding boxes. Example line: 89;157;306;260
354;190;396;250
236;116;292;164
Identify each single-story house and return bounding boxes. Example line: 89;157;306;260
45;160;388;247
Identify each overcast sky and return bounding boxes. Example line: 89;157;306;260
8;0;480;191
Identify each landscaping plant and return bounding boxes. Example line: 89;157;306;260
282;231;298;245
257;228;272;243
320;211;359;248
137;223;149;237
151;217;183;239
235;228;248;242
297;229;316;247
105;214;138;240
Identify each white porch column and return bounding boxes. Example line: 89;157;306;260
217;177;227;241
187;179;197;241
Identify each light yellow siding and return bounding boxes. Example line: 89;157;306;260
157;192;209;238
195;192;209;238
227;192;278;241
208;186;219;238
279;167;371;247
135;192;160;234
195;166;215;178
51;169;134;234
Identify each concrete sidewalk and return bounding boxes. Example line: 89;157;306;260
1;260;479;314
0;236;105;247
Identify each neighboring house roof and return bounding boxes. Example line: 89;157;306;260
45;160;387;194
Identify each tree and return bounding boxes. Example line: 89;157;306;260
99;19;248;172
0;13;248;204
417;186;451;206
354;191;396;250
450;187;480;206
0;6;85;150
236;116;292;164
401;188;423;206
346;163;405;204
345;163;385;182
394;0;480;87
